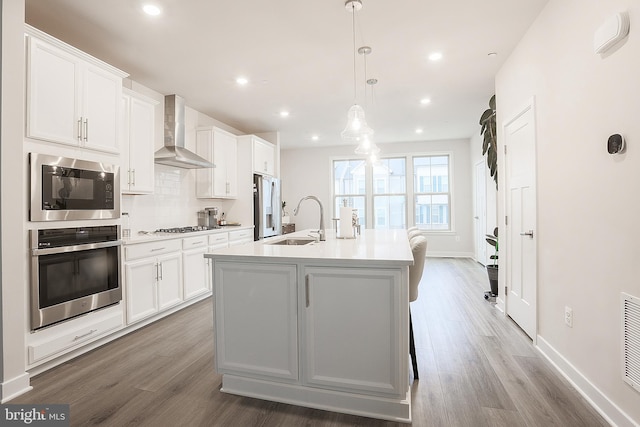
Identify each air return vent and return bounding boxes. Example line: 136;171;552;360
622;293;640;392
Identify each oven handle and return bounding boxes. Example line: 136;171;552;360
31;240;123;256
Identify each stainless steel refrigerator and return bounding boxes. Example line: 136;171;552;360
253;174;281;240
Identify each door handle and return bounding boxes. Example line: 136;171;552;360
519;230;534;238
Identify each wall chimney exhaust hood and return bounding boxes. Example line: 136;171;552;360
154;95;215;169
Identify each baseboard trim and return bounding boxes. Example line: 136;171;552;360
1;372;31;403
221;374;411;423
536;335;637;427
426;251;475;258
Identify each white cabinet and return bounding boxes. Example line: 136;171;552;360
228;228;254;246
214;261;298;381
25;26;127;153
238;135;276;176
124;240;183;324
182;236;210;300
196;127;238;198
302;266;404;396
121;89;157;194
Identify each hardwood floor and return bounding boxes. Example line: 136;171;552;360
13;258;609;426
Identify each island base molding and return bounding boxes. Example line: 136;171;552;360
221;374;412;423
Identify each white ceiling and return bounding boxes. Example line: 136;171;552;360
25;0;548;149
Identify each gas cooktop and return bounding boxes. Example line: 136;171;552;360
154;226;219;233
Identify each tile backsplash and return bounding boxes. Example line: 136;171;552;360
122;164;233;233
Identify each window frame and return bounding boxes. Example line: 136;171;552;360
331;151;455;233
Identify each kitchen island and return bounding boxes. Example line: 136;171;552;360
205;229;414;423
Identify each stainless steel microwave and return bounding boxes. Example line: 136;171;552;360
30;153;120;221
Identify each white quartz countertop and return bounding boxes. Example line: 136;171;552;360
122;225;253;245
205;229;413;267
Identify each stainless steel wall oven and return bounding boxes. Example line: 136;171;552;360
30;153;120;221
30;225;122;330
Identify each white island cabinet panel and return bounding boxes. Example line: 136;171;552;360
214;261;298;381
303;266;403;396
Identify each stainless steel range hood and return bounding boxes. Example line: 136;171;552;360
154;95;215;169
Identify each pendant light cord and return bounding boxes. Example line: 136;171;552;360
351;2;357;103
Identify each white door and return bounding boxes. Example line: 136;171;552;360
504;100;537;339
474;161;487;266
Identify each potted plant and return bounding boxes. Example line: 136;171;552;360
485;227;498;297
480;94;497;189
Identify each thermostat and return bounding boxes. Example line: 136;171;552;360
607;134;625;154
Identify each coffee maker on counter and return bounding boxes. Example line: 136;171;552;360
197;207;220;228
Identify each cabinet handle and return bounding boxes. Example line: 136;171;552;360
74;329;97;341
305;274;310;308
83;118;89;141
77;118;83;141
159;262;163;280
127;169;132;185
151;247;165;252
264;161;268;172
226;182;230;194
132;169;136;185
155;262;159;281
192;241;204;245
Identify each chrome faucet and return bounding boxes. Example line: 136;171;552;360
293;196;326;241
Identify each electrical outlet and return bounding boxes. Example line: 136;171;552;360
564;306;573;328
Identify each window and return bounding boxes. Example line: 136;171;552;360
333;159;367;226
413;156;450;230
332;154;452;232
372;158;406;230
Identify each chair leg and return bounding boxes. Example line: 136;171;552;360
409;310;419;380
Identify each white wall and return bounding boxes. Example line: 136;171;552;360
281;139;475;257
496;0;640;424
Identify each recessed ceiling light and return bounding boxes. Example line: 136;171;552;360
311;135;319;141
280;111;290;118
420;98;431;105
488;52;498;58
236;76;249;86
415;128;424;134
142;4;162;16
428;52;443;61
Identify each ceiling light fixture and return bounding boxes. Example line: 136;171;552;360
311;135;319;141
142;4;162;16
420;98;431;105
280;111;290;118
355;45;381;156
428;52;443;61
415;128;424;134
236;76;249;85
341;0;374;146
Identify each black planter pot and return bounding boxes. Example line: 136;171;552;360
486;265;499;296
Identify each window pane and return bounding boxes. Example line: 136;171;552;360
373;158;406;194
415;194;450;230
373;195;406;229
334;160;366;195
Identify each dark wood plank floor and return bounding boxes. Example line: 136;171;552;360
13;258;609;426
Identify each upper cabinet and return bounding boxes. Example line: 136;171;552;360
196;127;238;199
25;26;128;153
121;89;158;194
238;135;276;176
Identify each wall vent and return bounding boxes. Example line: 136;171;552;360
622;293;640;392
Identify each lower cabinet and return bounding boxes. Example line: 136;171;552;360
214;261;298;381
125;240;183;324
182;236;210;300
212;261;404;397
302;266;404;396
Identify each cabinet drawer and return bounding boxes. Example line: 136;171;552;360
125;239;181;260
28;310;123;364
183;235;208;250
208;232;229;246
229;229;253;242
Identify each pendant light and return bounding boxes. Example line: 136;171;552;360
341;0;374;144
354;45;381;156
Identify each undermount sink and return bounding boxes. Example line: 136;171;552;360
266;238;317;246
